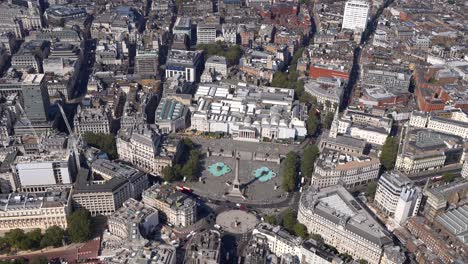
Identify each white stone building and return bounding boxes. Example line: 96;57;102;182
73;106;111;136
311;148;380;188
117;125;173;174
108;198;158;242
0;187;71;231
374;171;422;225
342;0;370;32
142;184;197;227
298;185;393;264
191;83;307;141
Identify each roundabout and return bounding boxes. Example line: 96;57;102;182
215;210;259;234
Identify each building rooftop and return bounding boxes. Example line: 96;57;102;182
400;129;465;158
185;230;221;264
0;187;70;211
142;184;196;211
206;56;227;65
74;162;146;194
435;205;468;245
379;171;412;188
155;98;188;121
92;159;143;180
300;185;392;247
316;148;379;171
23;73;45;84
167;49;201;65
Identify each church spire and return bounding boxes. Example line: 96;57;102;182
329;106;340;139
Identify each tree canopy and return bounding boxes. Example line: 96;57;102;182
265;215;277;225
306;111;319;136
443;172;457;183
380;137;399;171
67;209;92;243
162;165;180;182
196;43;242;66
301;145;320;177
294;223;308;239
41;226;65;248
282;208;297;233
0;226;65;254
366;182;378;200
169;138;201;181
322;111;335;130
282;152;299;192
83;132;118;159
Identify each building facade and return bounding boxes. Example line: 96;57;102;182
108;198;159;242
117;125;176;174
72;164;148;216
374;171;422;225
0;187;71;231
298;186;393;264
165;49;203;82
142;184;197;227
342;0;370;32
73;106;112;136
311;148;380;188
22;74;50;123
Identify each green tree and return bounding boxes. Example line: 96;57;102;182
180;149;201;181
67;209;92;243
282;209;297;232
226;45;242;66
366;182;378;200
196;43;243;66
162;166;180;182
41;226;65;248
359;260;369;264
26;229;43;250
271;72;289;88
29;257;48;264
294;223;308;238
306;111;319;136
443;172;457;183
380;137;399;171
301;145;320;177
4;229;27;250
282;152;299;192
265;215;277;225
0;237;10;254
322;111;335;129
83;132;118;159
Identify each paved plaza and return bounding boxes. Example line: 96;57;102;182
216;210;259;234
189;155;284;201
192;137;299;155
186;137;299;202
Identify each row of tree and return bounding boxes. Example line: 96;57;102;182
282;145;320;192
0;209;92;255
282;152;299;192
0;227;64;253
162;138;201;182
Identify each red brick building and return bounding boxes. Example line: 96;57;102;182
309;65;349;80
406;217;457;264
414;68;468;112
